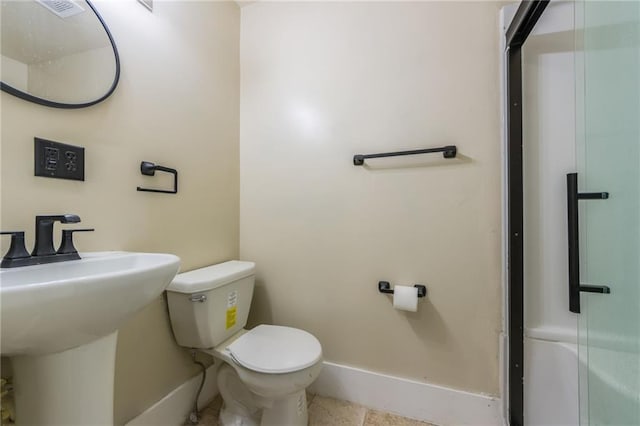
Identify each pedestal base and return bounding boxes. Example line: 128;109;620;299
12;331;118;426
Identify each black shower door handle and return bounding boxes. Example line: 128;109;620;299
566;173;611;313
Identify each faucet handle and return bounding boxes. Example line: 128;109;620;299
57;229;95;255
1;231;31;259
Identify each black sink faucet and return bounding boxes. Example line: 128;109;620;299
1;214;92;268
32;214;81;256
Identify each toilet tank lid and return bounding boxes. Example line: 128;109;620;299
167;260;255;293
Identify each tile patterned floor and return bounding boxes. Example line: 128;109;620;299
195;393;436;426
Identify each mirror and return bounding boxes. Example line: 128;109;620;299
0;0;120;108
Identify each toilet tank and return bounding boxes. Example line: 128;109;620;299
166;260;255;348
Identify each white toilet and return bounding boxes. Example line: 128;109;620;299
166;261;323;426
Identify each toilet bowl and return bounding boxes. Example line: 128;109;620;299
165;261;323;426
207;325;323;425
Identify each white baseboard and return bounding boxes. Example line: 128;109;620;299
126;364;219;426
308;361;502;426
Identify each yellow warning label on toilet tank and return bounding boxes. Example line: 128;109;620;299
226;306;237;329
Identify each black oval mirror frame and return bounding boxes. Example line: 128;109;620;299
0;0;120;109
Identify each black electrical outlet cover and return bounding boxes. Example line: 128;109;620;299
34;137;85;181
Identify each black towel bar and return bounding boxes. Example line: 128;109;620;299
353;145;456;166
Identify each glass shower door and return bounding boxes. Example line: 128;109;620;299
575;1;640;424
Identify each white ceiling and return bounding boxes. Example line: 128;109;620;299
235;0;258;8
1;0;111;64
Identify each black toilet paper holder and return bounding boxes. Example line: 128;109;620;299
378;281;426;298
136;161;178;194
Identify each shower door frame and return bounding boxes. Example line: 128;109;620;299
504;1;550;425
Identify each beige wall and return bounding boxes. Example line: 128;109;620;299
29;46;115;104
0;55;28;92
240;1;502;395
0;1;240;424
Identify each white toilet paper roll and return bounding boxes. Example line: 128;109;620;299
393;285;419;312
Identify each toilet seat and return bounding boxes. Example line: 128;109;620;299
227;325;322;374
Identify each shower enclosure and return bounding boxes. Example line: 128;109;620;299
574;1;639;424
505;1;640;425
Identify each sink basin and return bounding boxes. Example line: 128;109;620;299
0;251;180;356
0;251;180;425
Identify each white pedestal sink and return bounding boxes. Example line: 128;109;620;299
0;251;180;425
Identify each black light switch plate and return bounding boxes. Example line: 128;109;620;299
34;137;85;181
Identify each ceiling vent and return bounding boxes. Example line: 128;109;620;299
36;0;85;19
